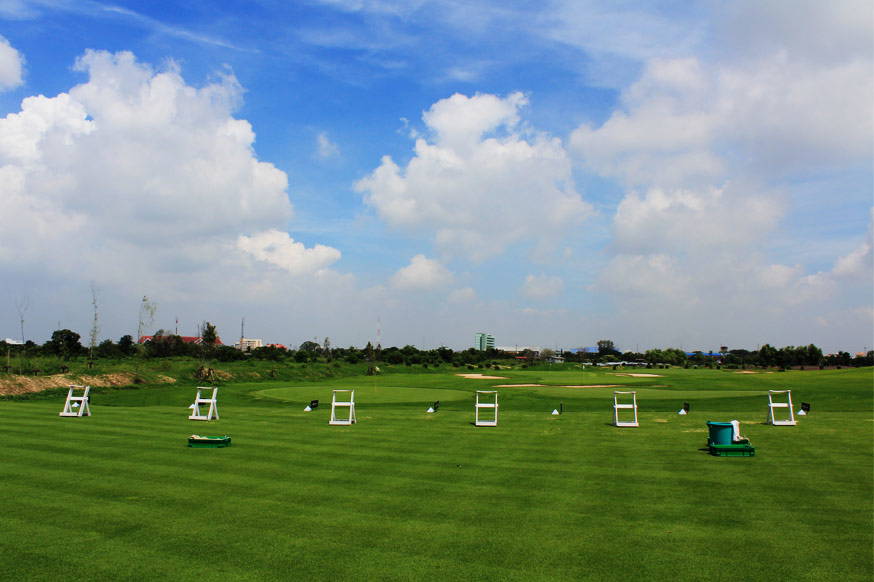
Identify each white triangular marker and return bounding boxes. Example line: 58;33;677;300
72;402;79;408
551;409;559;415
677;409;687;415
304;405;312;412
797;409;806;416
188;404;196;409
426;407;434;413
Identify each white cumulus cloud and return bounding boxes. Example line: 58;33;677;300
237;229;341;274
0;50;337;295
390;254;453;290
357;92;592;261
0;35;23;91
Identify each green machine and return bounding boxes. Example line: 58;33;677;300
706;421;755;457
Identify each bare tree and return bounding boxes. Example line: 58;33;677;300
137;296;157;341
89;283;100;365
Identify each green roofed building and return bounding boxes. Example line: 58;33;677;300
475;332;495;351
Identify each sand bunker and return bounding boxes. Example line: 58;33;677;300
561;384;621;388
456;373;509;380
614;373;662;377
493;383;545;387
735;370;757;374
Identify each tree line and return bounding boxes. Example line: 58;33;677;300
1;329;872;370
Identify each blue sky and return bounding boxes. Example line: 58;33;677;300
0;0;871;352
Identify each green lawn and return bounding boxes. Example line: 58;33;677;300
1;367;871;580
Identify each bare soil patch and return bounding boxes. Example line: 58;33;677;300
456;374;509;380
0;371;178;396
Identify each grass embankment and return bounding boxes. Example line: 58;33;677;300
0;367;871;581
0;357;372;397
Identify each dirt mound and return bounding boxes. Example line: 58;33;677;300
0;371;179;395
77;373;137;386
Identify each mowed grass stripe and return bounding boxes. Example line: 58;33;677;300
1;368;871;581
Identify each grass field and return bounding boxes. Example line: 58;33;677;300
1;367;871;581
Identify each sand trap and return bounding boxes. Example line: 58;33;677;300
456;373;509;380
561;384;621;388
735;370;758;374
493;383;544;387
614;373;662;377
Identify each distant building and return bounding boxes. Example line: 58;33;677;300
235;338;264;352
475;332;495;351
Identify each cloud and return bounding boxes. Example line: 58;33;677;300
0;49;337;292
237;229;341;274
521;274;563;299
390;254;453;290
612;185;783;253
315;131;340;158
571;50;872;188
357;92;592;261
568;4;873;350
0;35;23;91
832;209;874;280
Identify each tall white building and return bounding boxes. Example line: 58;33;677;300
475;332;495;351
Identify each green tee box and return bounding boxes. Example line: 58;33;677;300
188;435;232;448
709;443;755;457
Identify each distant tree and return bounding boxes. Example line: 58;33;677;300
758;344;778;367
214;345;246;362
299;340;321;353
96;339;119;358
44;329;83;360
597;339;619;356
200;322;218;345
805;344;823;366
436;346;454;363
118;335;136;356
252;345;286;361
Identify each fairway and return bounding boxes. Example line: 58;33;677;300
1;367;871;581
